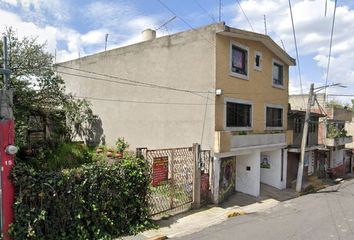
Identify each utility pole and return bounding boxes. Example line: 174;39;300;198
2;36;9;89
296;83;315;192
0;35;16;240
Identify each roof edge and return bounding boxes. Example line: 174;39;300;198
221;25;296;66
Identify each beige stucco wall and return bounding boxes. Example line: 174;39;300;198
289;94;326;111
215;34;289;133
346;116;354;149
58;24;223;150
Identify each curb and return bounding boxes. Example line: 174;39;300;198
147;235;168;240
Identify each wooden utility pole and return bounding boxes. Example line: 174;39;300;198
296;83;314;192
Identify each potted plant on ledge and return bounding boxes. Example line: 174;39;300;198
115;137;129;159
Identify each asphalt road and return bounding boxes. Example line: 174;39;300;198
177;179;354;240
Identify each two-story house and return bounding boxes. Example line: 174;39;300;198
345;115;354;173
289;94;353;178
58;22;295;204
287;110;324;188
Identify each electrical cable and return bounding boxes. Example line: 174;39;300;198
235;0;254;31
193;0;217;23
156;0;215;46
288;0;305;101
324;0;338;101
56;65;210;95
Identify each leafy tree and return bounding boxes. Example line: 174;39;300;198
0;28;98;148
326;99;343;109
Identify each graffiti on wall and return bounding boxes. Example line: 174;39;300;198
219;156;236;202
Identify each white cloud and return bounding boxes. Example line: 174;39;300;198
1;0;17;6
80;30;107;45
0;1;165;63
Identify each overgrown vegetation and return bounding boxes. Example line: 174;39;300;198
18;142;94;171
1;29;152;239
0;28;100;154
327;99;354;113
9;155;152;239
327;123;348;138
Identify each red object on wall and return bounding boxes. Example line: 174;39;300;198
0;120;15;240
152;156;169;187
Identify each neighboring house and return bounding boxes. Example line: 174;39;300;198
287;110;324;188
289;94;353;177
345;116;354;173
58;22;295;203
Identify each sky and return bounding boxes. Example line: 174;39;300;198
0;0;353;104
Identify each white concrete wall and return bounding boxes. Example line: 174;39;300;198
345;116;354;149
231;133;286;149
236;151;260;197
212;157;221;204
58;24;223;150
260;149;286;189
332;148;344;168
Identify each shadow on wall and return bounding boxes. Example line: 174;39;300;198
81;117;106;147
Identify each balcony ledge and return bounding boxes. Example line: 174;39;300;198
325;136;353;147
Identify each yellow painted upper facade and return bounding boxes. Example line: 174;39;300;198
215;32;291;134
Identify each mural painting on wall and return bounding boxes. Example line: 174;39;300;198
219;157;236;202
261;154;271;169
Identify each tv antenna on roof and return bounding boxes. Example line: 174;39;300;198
155;16;177;31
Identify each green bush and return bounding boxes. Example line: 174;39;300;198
10;155;152;239
17;142;94;171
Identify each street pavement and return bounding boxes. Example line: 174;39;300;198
176;179;354;240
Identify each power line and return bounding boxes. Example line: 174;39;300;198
156;0;215;46
328;94;354;97
324;0;338;100
236;0;254;31
74;95;209;106
155;16;177;31
74;94;286;124
288;0;304;98
193;0;217;23
56;65;210;95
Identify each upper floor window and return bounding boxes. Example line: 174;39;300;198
230;41;249;80
266;106;283;128
309;118;317;133
226;101;252;128
294;117;302;133
272;60;284;87
254;51;262;71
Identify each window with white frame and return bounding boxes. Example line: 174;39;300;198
226;101;252;128
272;60;284;86
230;42;248;79
266;106;283;127
254;51;262;71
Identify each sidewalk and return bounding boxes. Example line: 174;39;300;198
122;184;299;240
